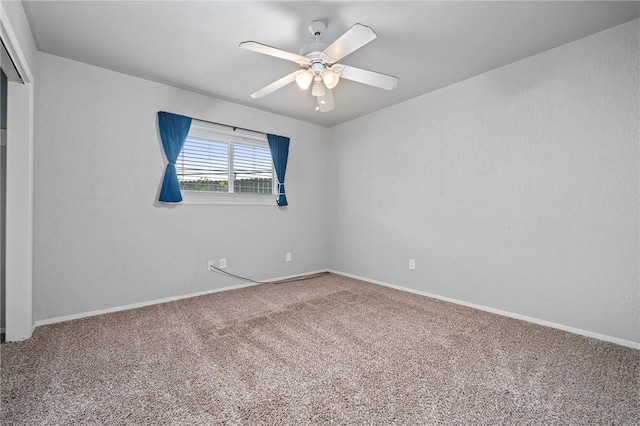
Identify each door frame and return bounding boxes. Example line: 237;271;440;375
1;3;35;341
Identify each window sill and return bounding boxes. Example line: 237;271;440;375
180;191;278;206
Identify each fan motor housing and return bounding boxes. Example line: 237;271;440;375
299;42;328;57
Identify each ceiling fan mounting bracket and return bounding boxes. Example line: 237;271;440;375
308;20;326;39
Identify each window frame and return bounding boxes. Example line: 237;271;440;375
177;120;277;206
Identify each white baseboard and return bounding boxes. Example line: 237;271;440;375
329;270;640;350
34;269;328;328
31;269;640;350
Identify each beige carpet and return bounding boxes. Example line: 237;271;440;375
1;273;638;425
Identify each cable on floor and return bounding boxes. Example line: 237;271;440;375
209;265;329;285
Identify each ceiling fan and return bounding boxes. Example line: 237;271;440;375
239;21;399;112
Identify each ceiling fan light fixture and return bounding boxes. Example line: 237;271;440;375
321;69;340;89
295;70;314;90
311;79;325;96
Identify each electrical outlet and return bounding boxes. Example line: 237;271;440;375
409;259;416;270
208;260;215;271
286;252;292;262
219;258;227;269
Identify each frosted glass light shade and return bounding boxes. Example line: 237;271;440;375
321;69;340;89
295;70;314;90
311;79;325;96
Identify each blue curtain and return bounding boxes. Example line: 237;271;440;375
267;134;290;206
158;111;192;202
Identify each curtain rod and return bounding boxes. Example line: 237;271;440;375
192;116;268;137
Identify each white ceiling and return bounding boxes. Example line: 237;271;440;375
23;1;640;128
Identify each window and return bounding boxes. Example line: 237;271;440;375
176;121;276;205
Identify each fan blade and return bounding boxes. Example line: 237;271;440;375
318;89;334;112
250;70;303;99
239;41;309;66
339;65;399;90
323;23;377;63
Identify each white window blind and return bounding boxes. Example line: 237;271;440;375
178;136;229;192
175;121;276;204
232;143;274;194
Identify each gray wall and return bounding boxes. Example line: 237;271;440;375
327;20;639;344
34;53;328;321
